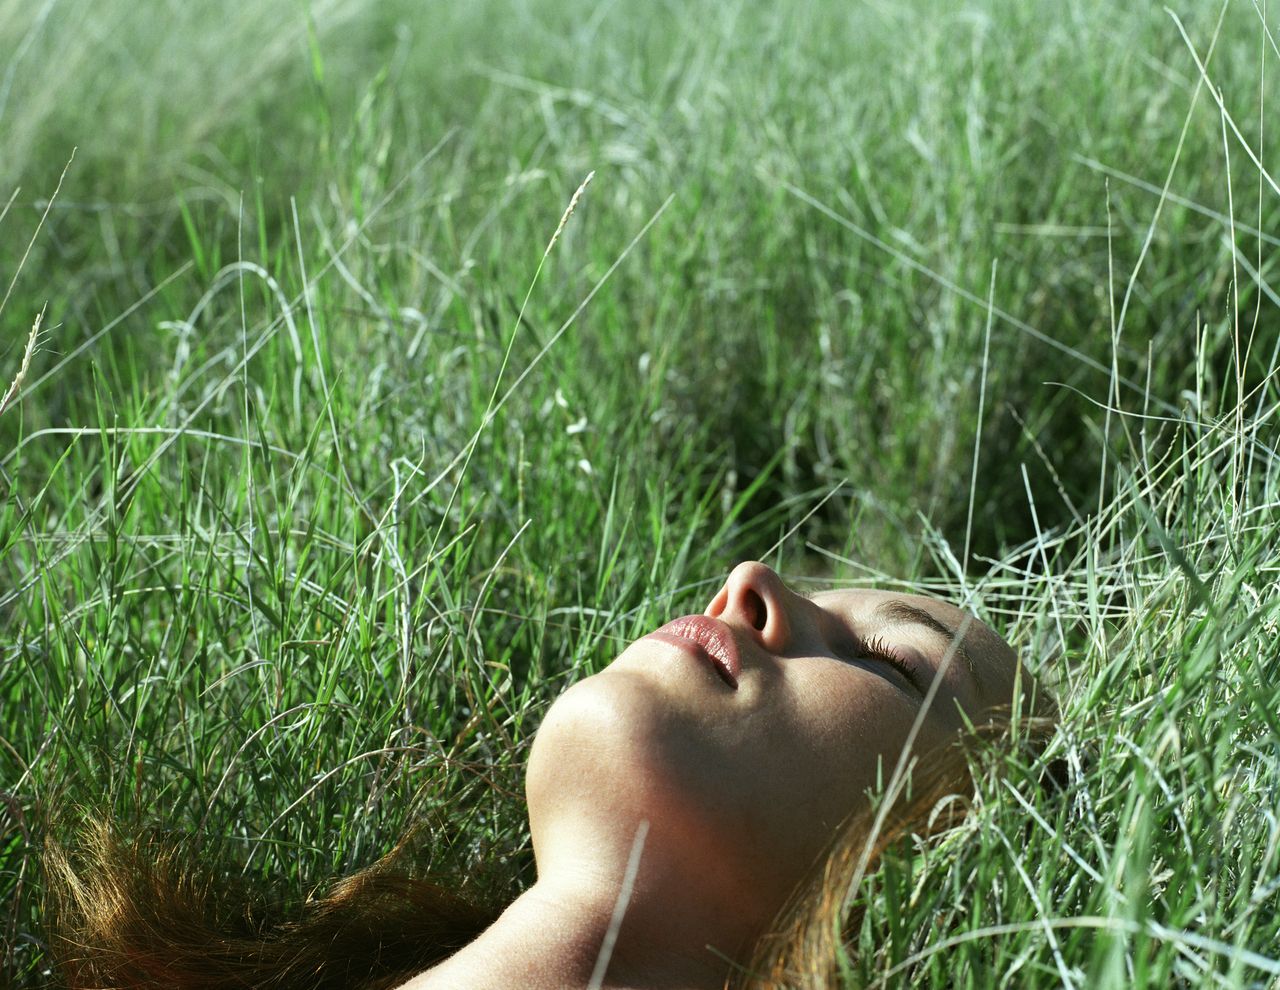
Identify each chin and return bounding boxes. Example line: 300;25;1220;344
524;666;734;852
527;671;668;809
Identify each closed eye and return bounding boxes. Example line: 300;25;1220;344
846;632;927;695
802;590;930;695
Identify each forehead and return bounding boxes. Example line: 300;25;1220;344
809;587;1020;709
810;586;953;617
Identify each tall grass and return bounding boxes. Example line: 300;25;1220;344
2;0;1278;985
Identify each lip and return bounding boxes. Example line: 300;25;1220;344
645;615;741;689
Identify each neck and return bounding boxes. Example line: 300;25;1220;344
398;862;756;990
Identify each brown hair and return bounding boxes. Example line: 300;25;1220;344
43;819;498;989
44;685;1058;990
740;708;1059;988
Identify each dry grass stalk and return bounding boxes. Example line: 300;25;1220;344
0;309;43;418
543;170;595;260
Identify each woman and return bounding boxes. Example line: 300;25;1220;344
48;561;1051;989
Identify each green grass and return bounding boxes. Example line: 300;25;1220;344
2;0;1278;985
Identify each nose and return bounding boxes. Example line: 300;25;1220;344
704;560;797;654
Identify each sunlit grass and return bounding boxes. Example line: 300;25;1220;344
2;0;1278;985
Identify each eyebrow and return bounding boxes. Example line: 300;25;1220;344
873;600;981;689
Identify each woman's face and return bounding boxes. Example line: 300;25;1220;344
526;561;1024;922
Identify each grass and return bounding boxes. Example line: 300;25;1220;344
2;0;1278;985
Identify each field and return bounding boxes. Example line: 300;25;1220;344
2;0;1279;985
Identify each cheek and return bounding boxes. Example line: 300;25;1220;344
803;664;918;737
778;667;931;808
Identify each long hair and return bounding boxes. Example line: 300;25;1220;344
43;696;1058;990
43;819;499;990
741;699;1061;988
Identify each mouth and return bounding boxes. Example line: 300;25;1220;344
645;615;741;689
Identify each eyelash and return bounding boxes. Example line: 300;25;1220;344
802;594;926;693
849;633;923;692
